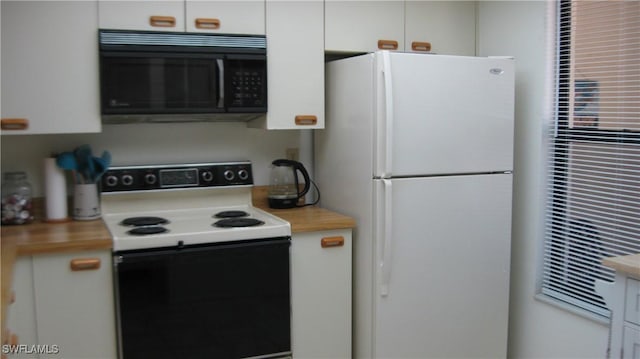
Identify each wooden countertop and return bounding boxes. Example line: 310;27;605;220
1;189;355;256
602;253;640;278
1;212;112;257
252;186;356;233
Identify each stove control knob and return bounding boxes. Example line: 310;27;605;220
144;173;157;185
223;170;235;181
122;174;134;186
238;169;249;181
201;171;213;182
105;175;118;187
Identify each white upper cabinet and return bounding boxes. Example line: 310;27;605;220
1;1;101;135
98;0;185;31
186;1;265;34
250;0;324;129
405;1;476;55
325;1;404;53
98;0;265;34
325;1;476;55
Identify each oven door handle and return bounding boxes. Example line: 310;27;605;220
114;237;291;263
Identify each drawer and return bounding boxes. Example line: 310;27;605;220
626;278;640;325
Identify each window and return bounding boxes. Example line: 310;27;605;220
542;0;640;317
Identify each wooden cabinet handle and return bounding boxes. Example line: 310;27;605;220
149;16;176;28
1;118;29;130
70;258;101;271
411;41;432;52
295;115;318;126
378;39;399;50
321;236;345;248
195;18;221;29
9;334;18;346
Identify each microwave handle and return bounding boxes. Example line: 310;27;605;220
216;59;224;109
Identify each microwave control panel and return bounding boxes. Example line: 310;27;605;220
227;59;267;110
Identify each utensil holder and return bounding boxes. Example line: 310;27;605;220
73;183;101;220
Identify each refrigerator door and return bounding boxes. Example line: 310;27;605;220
373;173;512;358
374;52;515;178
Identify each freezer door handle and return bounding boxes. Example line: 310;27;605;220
378;51;394;178
379;179;393;297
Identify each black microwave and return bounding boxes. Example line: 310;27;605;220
99;30;267;123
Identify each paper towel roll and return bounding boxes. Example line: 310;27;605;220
44;157;69;222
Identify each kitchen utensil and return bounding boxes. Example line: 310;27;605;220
74;144;93;183
56;152;78;171
267;159;311;209
92;151;111;182
91;151;111;182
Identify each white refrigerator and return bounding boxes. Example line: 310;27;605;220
315;51;515;358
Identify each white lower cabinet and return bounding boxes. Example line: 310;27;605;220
624;325;640;359
6;257;38;355
7;251;116;359
291;229;352;358
599;272;640;359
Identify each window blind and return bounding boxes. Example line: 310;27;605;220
543;0;640;317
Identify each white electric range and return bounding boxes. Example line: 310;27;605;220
100;161;293;359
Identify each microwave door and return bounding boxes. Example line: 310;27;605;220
101;53;159;113
100;52;224;115
172;55;223;113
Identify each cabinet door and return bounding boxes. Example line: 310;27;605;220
405;1;476;56
6;257;38;355
626;278;640;325
291;229;352;358
1;1;101;135
325;1;404;53
623;325;640;359
98;0;184;31
186;1;265;34
32;251;116;359
251;0;324;129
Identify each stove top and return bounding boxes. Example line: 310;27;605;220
103;205;290;251
100;161;291;252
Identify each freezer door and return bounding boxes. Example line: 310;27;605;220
374;52;515;177
373;174;512;358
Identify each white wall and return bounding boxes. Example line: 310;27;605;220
1;122;300;196
0;2;613;356
477;1;609;358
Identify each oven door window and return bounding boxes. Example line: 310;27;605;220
100;53;223;114
115;238;291;359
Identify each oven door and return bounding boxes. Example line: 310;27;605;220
113;238;291;359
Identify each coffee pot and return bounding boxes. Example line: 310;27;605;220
268;159;311;209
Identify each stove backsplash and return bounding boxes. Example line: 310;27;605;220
0;122;302;197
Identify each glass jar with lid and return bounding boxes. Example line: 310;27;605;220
2;171;34;225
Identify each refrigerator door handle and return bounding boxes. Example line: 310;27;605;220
379;51;394;178
379;178;393;297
